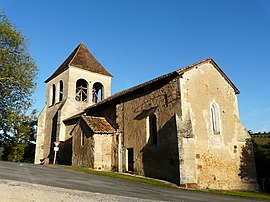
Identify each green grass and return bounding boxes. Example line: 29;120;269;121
207;190;270;200
253;137;270;145
60;165;270;200
60;165;176;188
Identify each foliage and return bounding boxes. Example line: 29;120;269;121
249;130;270;138
249;131;270;193
23;142;36;163
0;11;38;162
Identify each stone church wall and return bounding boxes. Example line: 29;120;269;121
94;134;114;171
41;103;62;164
71;119;114;171
116;77;182;184
180;62;258;190
72;120;95;167
34;107;46;164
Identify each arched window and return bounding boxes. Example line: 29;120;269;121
92;82;104;103
51;84;56;105
59;80;63;102
149;114;158;144
210;102;221;134
75;79;88;102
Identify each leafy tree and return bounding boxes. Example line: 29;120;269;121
250;130;270;193
0;11;38;162
23;120;37;163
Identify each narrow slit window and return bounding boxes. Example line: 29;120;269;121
59;80;63;102
149;114;158;144
210;103;221;134
81;129;85;146
52;84;56;105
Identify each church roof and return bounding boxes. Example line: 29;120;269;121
82;115;116;134
84;57;239;110
45;43;112;83
64;58;240;122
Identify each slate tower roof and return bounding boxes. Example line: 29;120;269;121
45;43;112;83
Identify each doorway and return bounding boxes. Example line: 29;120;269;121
127;148;134;172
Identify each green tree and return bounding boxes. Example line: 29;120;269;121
0;11;38;162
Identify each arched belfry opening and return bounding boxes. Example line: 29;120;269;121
75;79;88;102
92;82;104;103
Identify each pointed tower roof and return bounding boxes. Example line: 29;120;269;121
45;43;112;83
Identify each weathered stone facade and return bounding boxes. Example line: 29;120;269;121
35;43;258;191
178;61;257;189
71;118;115;171
115;77;181;184
34;43;112;164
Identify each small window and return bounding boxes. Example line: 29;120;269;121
210;102;221;134
52;84;56;105
59;80;63;102
75;79;88;102
81;129;85;146
92;82;104;103
149;114;158;144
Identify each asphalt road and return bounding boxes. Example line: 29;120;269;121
0;161;262;202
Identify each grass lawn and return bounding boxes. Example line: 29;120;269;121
61;165;175;188
206;189;270;200
60;165;270;200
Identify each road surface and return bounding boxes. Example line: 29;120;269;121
0;161;262;201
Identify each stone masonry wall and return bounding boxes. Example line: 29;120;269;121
71;119;114;171
34;107;46;164
180;62;258;190
36;65;112;165
116;76;182;184
94;134;113;171
72;120;95;167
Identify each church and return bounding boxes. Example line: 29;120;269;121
35;43;258;190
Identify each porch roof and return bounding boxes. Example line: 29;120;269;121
82;115;116;134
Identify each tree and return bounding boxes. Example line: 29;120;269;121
0;11;38;162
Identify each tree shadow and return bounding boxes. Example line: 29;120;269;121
239;139;260;191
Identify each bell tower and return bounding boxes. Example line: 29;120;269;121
35;43;112;164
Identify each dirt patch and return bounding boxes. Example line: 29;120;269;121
0;180;158;202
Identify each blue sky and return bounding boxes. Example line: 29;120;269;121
1;0;270;132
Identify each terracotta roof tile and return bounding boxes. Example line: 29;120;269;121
82;115;115;133
70;43;112;77
45;43;112;83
